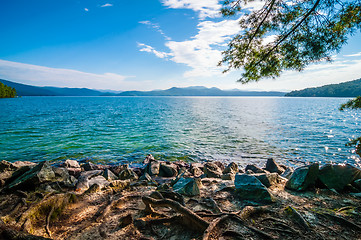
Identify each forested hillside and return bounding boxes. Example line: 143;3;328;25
286;78;361;97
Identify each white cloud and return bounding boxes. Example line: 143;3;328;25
0;59;135;90
139;17;242;77
345;52;361;57
161;0;221;19
139;20;171;40
161;0;264;19
101;3;113;7
84;8;89;12
137;43;170;59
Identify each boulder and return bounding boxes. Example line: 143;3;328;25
234;174;275;203
110;180;130;190
253;173;280;188
223;162;238;174
83;162;104;171
245;165;267;174
173;177;202;196
119;168;138;180
6;161;56;190
145;161;160;176
191;167;203;178
88;175;109;189
203;162;222;178
285;163;319;191
144;154;155;164
281;166;294;179
0;160;17;172
63;159;80;169
102;169;118;181
318;164;361;191
265;158;284;174
66;167;82;177
221;173;235;181
353;179;361;190
159;163;178;177
76;170;102;191
214;161;225;171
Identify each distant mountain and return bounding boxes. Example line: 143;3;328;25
0;79;104;96
286;78;361;97
115;86;285;96
0;79;286;97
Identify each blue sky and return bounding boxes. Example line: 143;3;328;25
0;0;361;91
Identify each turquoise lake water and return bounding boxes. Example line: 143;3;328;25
0;96;360;168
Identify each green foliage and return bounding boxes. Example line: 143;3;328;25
219;0;361;83
0;82;17;98
339;96;361;110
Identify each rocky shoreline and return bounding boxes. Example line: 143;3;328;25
0;155;361;239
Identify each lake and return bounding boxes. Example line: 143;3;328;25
0;96;360;168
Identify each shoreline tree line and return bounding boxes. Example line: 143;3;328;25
0;82;16;98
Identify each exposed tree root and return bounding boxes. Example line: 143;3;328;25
238;206;272;220
202;215;228;240
0;220;51;240
316;211;361;231
142;196;209;232
45;206;54;238
17;193;74;231
284;206;310;231
202;214;274;240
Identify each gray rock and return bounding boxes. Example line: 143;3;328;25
253;173;279;188
223;162;238;174
102;169;118;181
139;173;152;181
285;163;319;191
119;168;139;180
173;177;202;196
0;160;17;172
6;161;56;190
80;170;102;179
83;162;104;171
88;175;109;189
245;165;267;174
191;162;204;169
265;158;284;174
318;164;361;191
353;179;361;190
234;174;275;203
52;167;69;182
66;167;82;177
159;163;178;177
110;180;130;190
63;159;80;169
214;161;225;171
145;161;160;176
76;176;89;190
203;162;222;178
221;173;235;181
144;154;155;164
191;167;203;178
281;166;294;179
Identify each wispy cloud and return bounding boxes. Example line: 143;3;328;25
345;52;361;57
0;59;134;90
84;8;89;12
139;20;171;40
101;3;113;7
137;43;170;59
